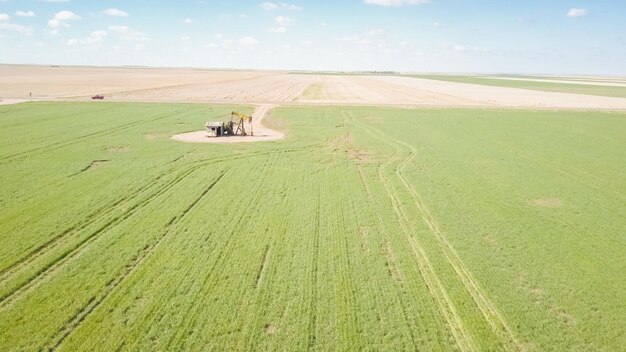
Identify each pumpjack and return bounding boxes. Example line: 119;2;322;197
205;111;253;137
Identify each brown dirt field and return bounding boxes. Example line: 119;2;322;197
171;104;283;144
2;65;626;110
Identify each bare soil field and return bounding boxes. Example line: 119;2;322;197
484;76;626;87
2;65;626;110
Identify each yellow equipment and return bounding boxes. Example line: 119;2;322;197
205;110;253;138
231;111;253;136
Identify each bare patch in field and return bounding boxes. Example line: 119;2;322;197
530;198;563;208
264;324;277;335
518;271;576;327
483;234;497;246
347;148;373;163
384;242;404;284
106;146;129;153
82;160;108;172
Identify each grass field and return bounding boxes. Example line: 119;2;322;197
1;102;625;351
409;74;626;99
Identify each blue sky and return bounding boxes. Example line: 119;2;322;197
1;0;625;74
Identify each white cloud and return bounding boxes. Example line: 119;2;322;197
180;35;191;41
67;30;107;47
109;25;150;42
567;8;587;17
364;28;384;36
261;2;279;10
109;25;129;33
104;8;129;17
270;16;293;33
0;13;9;21
16;11;35;17
274;16;292;26
204;43;218;49
48;19;65;28
54;10;81;21
183;18;193;24
91;30;107;38
364;0;429;6
453;44;465;52
0;22;33;34
239;36;259;46
260;2;302;11
214;33;224;40
48;10;81;29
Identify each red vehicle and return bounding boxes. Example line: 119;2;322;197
91;95;105;100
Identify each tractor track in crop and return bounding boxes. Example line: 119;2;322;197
115;150;280;350
254;245;271;289
0;154;196;281
0;155;230;309
378;145;477;352
235;150;296;351
394;143;524;352
349;113;523;351
46;170;228;351
354;165;420;348
351;127;422;345
0;145;313;292
159;152;279;350
345;111;474;351
0;105;115;131
0;109;186;164
306;188;321;351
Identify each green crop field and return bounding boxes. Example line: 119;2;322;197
409;74;626;99
1;102;625;351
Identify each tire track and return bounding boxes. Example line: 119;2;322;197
351;113;523;351
47;170;228;351
0;156;217;308
354;165;420;348
395;145;524;351
0;147;305;285
0;109;185;164
160;151;279;350
345;111;474;351
307;189;320;351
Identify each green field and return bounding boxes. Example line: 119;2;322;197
409;74;626;99
1;102;625;351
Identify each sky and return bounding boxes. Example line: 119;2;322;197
0;0;625;75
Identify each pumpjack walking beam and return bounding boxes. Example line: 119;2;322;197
231;111;253;136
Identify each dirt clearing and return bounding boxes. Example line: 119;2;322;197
171;104;283;144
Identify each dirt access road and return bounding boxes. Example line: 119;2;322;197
171;104;282;143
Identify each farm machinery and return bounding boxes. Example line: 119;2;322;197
205;111;253;137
